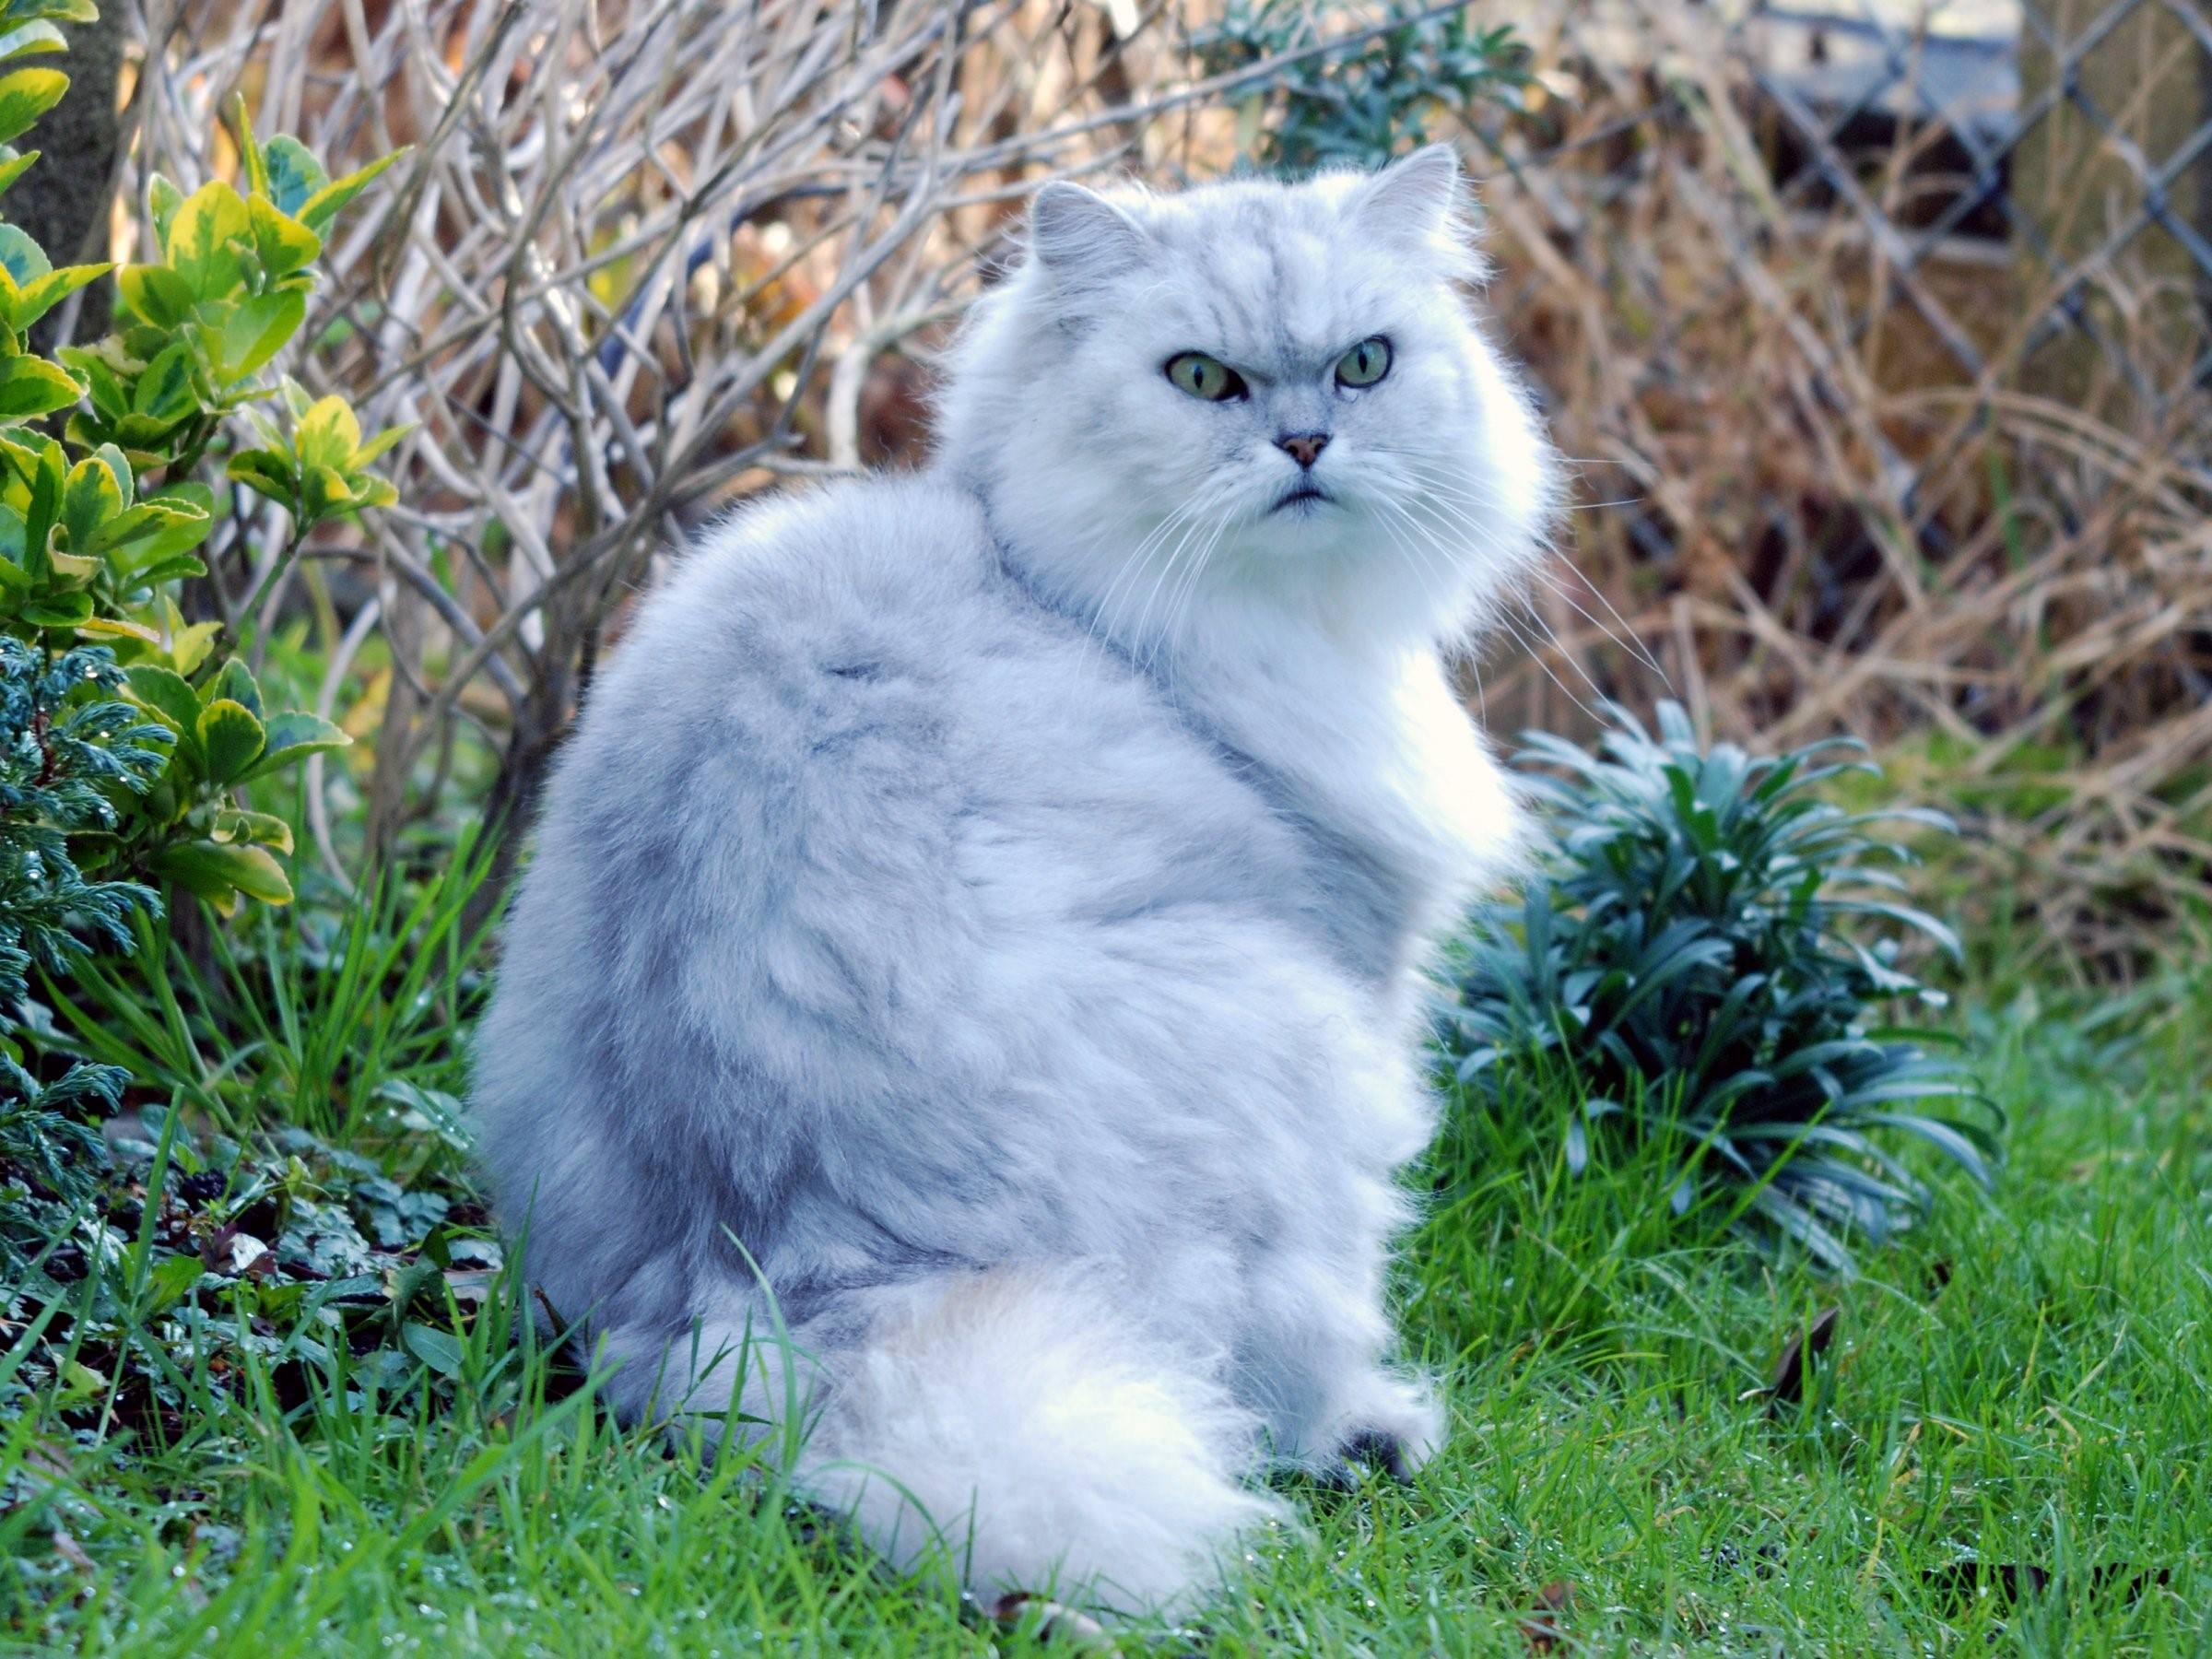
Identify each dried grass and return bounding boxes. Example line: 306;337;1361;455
112;0;2212;964
1475;0;2212;970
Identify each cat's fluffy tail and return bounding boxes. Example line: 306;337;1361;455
740;1269;1278;1611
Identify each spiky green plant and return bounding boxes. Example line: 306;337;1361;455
1194;0;1527;173
1439;702;2002;1269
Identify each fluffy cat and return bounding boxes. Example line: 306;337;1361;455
471;144;1557;1612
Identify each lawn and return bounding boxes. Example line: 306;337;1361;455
6;945;2207;1655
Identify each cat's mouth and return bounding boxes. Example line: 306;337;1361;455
1270;484;1335;514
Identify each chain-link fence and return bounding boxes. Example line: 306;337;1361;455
1745;0;2212;479
1472;0;2211;954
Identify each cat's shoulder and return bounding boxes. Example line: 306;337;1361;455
638;475;999;653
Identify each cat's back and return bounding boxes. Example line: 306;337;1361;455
478;469;1265;1111
603;475;1002;714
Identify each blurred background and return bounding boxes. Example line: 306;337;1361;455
62;0;2212;969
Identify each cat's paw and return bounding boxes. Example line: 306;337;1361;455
1331;1427;1418;1484
1320;1377;1444;1486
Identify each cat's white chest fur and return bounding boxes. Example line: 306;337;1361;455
1179;611;1523;982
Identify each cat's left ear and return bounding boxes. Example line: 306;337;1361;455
1030;182;1148;288
1352;144;1468;253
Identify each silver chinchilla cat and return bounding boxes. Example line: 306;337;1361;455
472;143;1558;1612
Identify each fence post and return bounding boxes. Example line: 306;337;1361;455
2010;0;2212;406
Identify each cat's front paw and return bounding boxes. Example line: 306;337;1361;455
1320;1378;1443;1486
1332;1426;1418;1484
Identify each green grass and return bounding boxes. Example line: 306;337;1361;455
6;965;2209;1654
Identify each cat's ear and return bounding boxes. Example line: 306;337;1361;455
1030;182;1147;286
1352;144;1468;252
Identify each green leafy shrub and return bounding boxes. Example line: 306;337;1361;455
1439;702;2003;1269
1194;0;1527;172
0;0;402;1307
0;11;401;916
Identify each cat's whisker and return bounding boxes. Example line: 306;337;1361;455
1371;499;1465;620
1494;606;1607;727
1384;492;1611;723
1154;502;1241;669
1396;477;1668;690
1093;490;1209;663
1128;494;1225;665
1525;563;1670;686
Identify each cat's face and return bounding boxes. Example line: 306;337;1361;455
935;147;1555;651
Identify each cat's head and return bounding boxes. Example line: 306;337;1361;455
935;146;1557;655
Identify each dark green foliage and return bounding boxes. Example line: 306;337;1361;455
0;636;168;1006
1440;702;2003;1269
1194;0;1526;172
0;636;164;1257
0;1102;500;1441
0;1;403;1321
1;839;495;1453
0;1051;118;1276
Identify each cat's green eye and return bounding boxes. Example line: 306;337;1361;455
1335;337;1393;389
1166;352;1246;402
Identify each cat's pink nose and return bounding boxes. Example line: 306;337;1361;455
1277;432;1330;468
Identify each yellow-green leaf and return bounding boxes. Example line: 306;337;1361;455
124;663;206;768
157;839;292;909
212;807;292;854
20;591;90;627
352;421;415;466
116;262;195;328
198;697;267;785
240;711;349;780
0;220;47;285
0;66;67;148
246;194;320;280
5;261;109;331
293;395;359;469
132;340;198;422
298;464;357;523
207;655;262;717
146;172;182;247
0;354;80;419
0;151;38;201
213;288;303;382
261;136;328;218
61;451;125;550
76;615;163;645
231;93;267;201
0;22;69;64
164;179;251;299
225;448;295;509
296;150;405;234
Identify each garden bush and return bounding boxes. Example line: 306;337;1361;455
1193;0;1527;171
1440;701;2005;1269
0;0;420;1420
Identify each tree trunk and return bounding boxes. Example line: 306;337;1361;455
17;0;124;350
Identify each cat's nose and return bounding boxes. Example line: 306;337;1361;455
1276;432;1330;468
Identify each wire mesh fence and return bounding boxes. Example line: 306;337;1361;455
1472;0;2211;954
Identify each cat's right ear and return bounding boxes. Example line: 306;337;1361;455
1029;182;1147;286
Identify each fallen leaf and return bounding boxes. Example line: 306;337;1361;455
51;1527;94;1571
1519;1580;1572;1651
1766;1306;1840;1410
443;1267;495;1307
991;1592;1119;1653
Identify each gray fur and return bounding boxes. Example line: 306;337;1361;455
473;147;1558;1609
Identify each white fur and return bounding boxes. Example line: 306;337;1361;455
472;147;1557;1613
